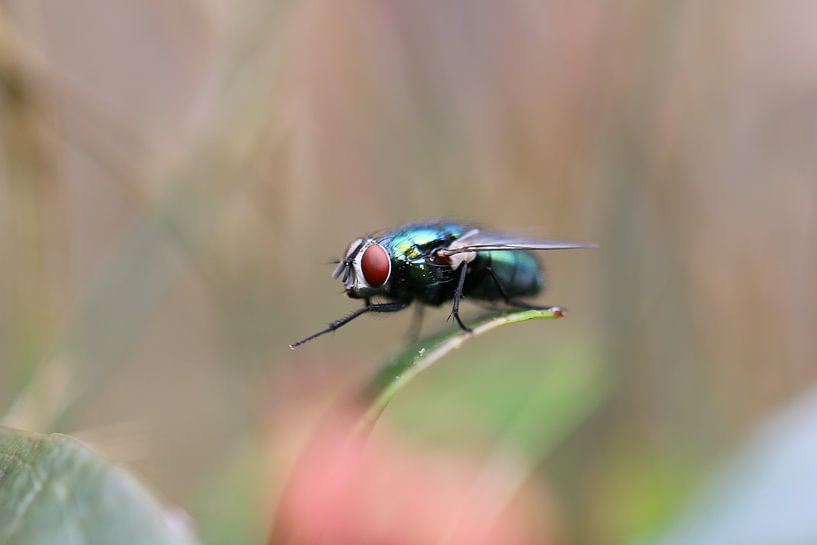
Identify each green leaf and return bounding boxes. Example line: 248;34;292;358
0;427;199;545
356;308;567;432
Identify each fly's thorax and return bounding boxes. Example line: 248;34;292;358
332;238;393;298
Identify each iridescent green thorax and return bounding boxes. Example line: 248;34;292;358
379;222;467;260
375;222;464;304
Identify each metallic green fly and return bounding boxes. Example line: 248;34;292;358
289;220;595;349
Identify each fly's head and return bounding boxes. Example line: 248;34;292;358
332;238;392;299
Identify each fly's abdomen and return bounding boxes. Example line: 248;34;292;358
465;250;543;300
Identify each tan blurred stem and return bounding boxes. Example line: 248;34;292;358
0;7;61;410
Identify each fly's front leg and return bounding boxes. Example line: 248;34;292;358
290;300;411;349
449;263;472;333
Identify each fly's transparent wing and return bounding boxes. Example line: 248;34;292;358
438;229;596;256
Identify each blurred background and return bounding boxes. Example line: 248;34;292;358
1;0;816;544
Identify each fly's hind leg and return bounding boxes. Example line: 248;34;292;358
405;303;425;342
486;266;566;316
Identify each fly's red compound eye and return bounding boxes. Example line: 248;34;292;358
361;244;390;287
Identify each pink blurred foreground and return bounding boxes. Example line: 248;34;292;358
271;414;551;545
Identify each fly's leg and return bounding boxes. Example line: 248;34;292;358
449;263;472;333
289;300;411;349
486;266;566;316
404;303;425;343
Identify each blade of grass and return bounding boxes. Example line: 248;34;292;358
354;307;566;434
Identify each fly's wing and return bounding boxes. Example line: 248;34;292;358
438;228;596;256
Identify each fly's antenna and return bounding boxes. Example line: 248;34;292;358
332;256;353;279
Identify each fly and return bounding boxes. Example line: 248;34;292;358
289;220;595;349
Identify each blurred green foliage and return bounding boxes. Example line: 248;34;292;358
0;428;199;545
